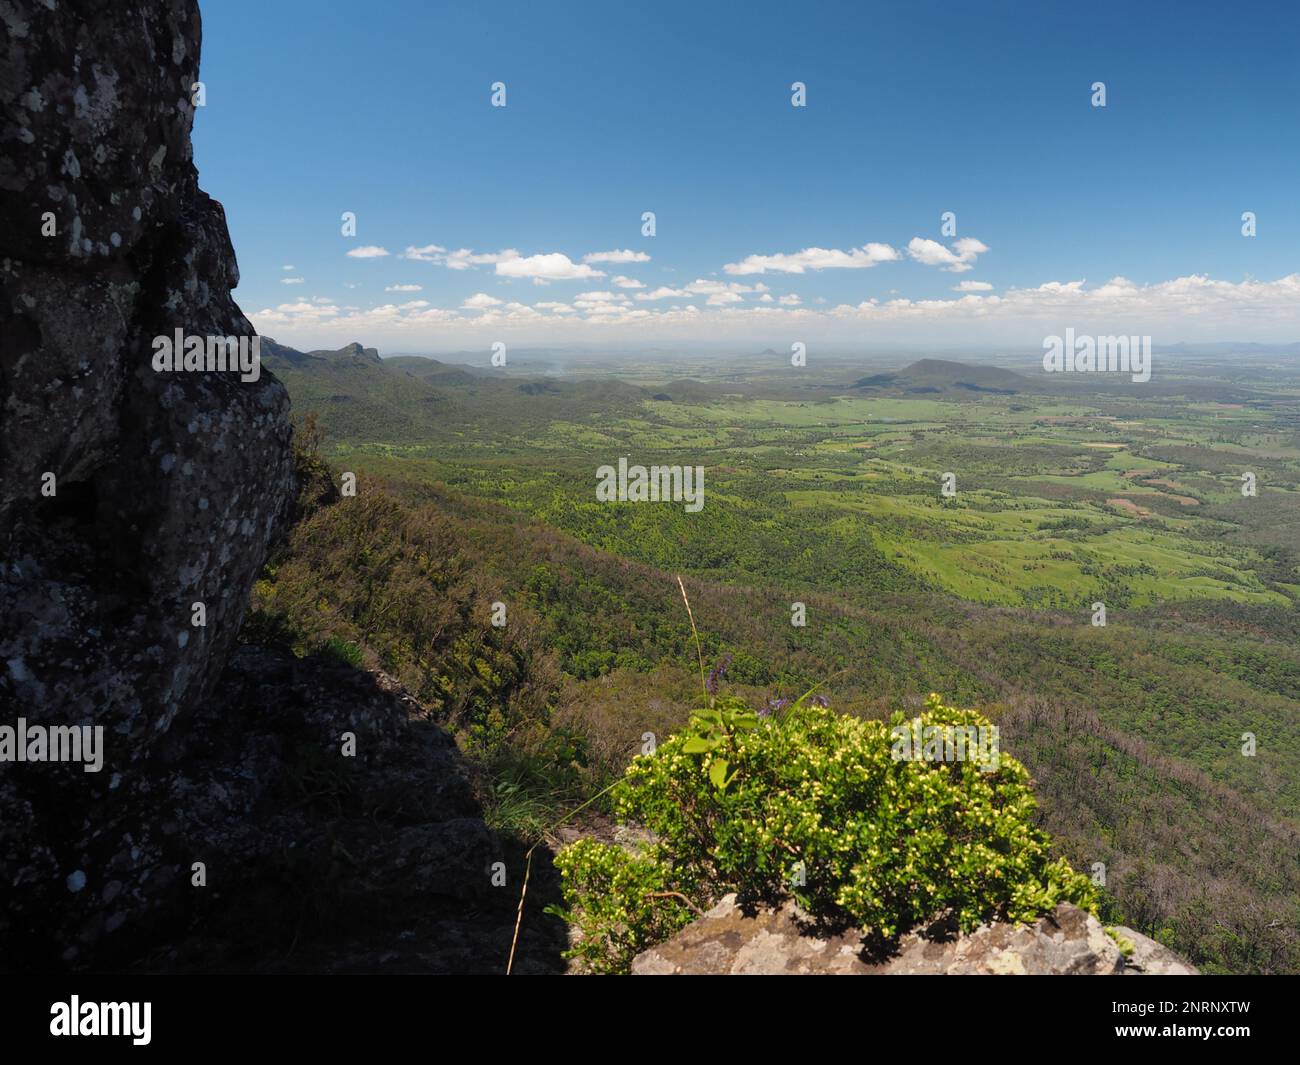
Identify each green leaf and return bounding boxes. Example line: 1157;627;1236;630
709;758;730;789
681;736;719;754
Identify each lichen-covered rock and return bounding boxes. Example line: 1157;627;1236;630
1;0;290;727
631;895;1198;975
0;0;284;963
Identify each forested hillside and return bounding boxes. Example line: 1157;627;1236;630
249;342;1300;974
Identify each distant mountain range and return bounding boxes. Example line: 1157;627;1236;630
260;338;655;441
259;339;1274;442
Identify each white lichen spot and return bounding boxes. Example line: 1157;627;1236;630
177;632;189;648
61;149;81;179
110;232;121;247
91;67;120;117
160;453;176;473
0;5;30;38
132;205;142;221
66;870;87;893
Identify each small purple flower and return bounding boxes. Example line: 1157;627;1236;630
706;653;733;695
810;694;830;708
763;696;791;717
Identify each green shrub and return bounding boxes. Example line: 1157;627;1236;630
321;634;365;667
554;692;1096;973
1106;926;1137;957
549;839;699;975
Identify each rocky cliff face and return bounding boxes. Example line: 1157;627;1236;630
1;0;290;730
631;895;1197;975
0;0;294;961
0;1;507;971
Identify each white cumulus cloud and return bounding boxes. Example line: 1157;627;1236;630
583;249;651;264
495;252;605;282
636;286;692;301
907;237;988;273
724;243;899;275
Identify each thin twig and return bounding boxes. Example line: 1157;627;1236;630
677;575;707;700
645;890;705;916
505;846;534;976
505;776;623;975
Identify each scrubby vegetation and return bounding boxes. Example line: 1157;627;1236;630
553;693;1096;973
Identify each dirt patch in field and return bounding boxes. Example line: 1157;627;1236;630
1106;497;1152;518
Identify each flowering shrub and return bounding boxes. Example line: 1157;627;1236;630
546;840;700;975
553;693;1096;973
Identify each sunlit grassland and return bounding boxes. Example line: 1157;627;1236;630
323;382;1297;611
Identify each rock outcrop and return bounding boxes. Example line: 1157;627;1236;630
631;895;1197;975
0;0;294;962
0;0;504;971
1;0;293;723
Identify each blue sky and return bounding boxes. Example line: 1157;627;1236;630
194;0;1300;352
